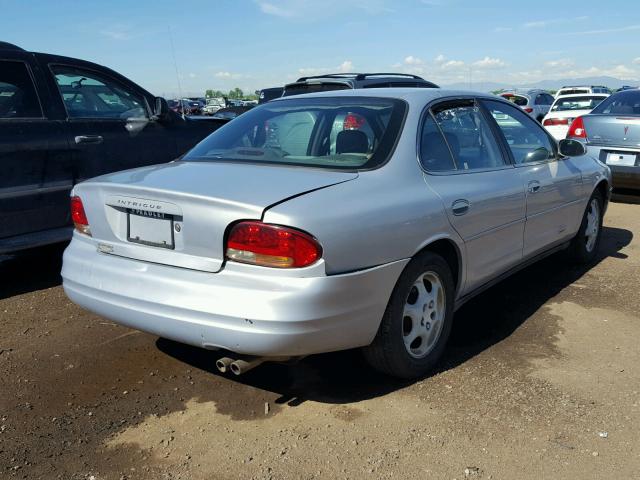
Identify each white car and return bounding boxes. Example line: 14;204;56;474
555;85;610;98
542;93;609;140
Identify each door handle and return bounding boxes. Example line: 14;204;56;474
528;180;541;193
75;135;103;145
451;199;470;216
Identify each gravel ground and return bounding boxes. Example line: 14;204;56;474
1;200;638;480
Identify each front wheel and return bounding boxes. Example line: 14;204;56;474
567;190;603;263
363;252;454;379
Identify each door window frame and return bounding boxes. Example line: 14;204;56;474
48;62;152;122
416;96;514;176
479;98;560;168
0;59;46;121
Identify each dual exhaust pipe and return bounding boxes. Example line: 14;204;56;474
216;355;292;376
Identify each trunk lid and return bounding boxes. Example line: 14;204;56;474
74;161;357;272
583;114;640;148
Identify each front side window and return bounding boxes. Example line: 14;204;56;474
51;65;147;119
427;102;505;170
483;99;556;164
183;97;406;170
0;60;42;119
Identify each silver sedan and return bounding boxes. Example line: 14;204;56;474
566;89;640;192
62;89;611;379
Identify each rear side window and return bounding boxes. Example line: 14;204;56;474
592;90;640;114
420;114;456;171
51;65;147;119
501;94;528;106
426;102;505;171
184;97;406;170
0;60;42;118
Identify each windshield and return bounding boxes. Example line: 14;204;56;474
551;96;607;112
592;90;640;115
501;94;528;106
183;97;407;170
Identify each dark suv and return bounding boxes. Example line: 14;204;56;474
282;73;439;97
0;42;226;253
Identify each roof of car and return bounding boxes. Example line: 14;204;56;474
270;87;492;103
554;92;609;99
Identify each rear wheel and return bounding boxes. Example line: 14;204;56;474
363;252;454;379
567;190;603;263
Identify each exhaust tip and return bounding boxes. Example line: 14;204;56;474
230;362;242;376
215;357;234;373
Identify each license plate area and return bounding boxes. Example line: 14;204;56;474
127;209;174;249
606;152;637;167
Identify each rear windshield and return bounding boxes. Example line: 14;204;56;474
282;82;351;97
551;96;607;112
501;94;528;106
559;89;589;96
592;90;640;114
183;97;407;170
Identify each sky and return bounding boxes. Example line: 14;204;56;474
2;0;640;97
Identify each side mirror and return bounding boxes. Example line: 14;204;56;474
558;138;587;157
152;97;171;122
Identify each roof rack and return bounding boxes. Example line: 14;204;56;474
295;72;425;82
0;41;25;51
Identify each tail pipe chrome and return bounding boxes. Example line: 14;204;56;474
216;355;295;375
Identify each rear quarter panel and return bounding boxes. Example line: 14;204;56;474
262;163;463;278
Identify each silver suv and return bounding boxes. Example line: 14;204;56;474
499;89;554;122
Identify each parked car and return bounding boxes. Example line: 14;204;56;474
258;87;284;104
615;85;638;93
567;89;640;192
499;90;554;122
0;41;227;253
202;97;226;115
542;93;609;140
282;73;439;97
556;85;610;97
62;88;611;379
211;105;254;120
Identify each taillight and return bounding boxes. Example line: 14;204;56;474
70;196;91;236
523;107;534;113
543;118;569;126
567;116;587;139
226;221;321;268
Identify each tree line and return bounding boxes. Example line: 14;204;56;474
205;88;257;100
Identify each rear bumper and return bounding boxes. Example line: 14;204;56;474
62;235;408;356
610;165;640;191
586;145;640;191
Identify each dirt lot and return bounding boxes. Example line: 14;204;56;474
1;200;638;480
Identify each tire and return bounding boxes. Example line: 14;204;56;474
567;190;603;264
363;252;455;379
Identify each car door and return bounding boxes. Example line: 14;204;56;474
482;99;584;258
47;63;179;182
420;99;526;293
0;57;72;242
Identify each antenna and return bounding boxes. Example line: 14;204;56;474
168;26;185;117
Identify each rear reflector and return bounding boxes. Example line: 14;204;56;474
567;116;587;139
543;118;569;126
70;196;91;236
523;107;534;113
226;221;321;268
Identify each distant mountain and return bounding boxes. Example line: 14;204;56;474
443;76;639;92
